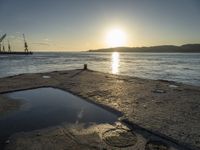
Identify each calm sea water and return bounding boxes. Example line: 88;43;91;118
0;52;199;86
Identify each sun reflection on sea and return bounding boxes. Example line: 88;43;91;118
111;52;120;74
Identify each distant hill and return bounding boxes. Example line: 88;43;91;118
88;44;200;53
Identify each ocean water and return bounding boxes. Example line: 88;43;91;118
0;52;199;86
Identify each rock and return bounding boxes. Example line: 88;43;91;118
5;140;10;144
42;75;51;79
169;85;178;88
36;133;41;136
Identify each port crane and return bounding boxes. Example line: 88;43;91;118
23;34;28;52
0;34;6;52
0;33;32;54
8;40;11;52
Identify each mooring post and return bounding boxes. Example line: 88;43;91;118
84;64;87;70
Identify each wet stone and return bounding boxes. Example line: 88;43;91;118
102;128;137;148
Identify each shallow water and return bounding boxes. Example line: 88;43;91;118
0;87;118;141
0;52;199;86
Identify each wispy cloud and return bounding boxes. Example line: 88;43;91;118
7;33;23;41
31;42;50;46
44;38;50;41
31;38;52;46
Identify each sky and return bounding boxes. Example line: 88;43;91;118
0;0;200;51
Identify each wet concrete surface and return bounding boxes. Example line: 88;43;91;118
0;69;199;150
4;122;187;150
0;87;119;148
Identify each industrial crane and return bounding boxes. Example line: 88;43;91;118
0;34;6;52
23;34;28;52
0;33;32;54
8;40;11;52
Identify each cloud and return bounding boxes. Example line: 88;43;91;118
8;35;16;39
44;38;50;41
31;42;50;46
7;34;23;41
31;38;52;46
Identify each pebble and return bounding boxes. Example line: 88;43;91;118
5;140;10;144
143;104;147;109
42;75;51;79
169;84;178;88
36;133;41;136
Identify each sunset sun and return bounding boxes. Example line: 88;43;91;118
106;28;127;47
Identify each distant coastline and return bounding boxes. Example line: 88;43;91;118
88;44;200;53
0;51;33;55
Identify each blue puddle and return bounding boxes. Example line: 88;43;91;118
0;87;119;143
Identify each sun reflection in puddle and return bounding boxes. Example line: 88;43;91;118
111;52;120;74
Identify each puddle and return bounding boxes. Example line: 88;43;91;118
0;87;118;143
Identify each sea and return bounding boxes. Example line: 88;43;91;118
0;52;199;86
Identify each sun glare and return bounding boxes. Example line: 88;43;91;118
106;28;127;47
111;52;120;74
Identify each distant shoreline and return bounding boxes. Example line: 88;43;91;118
88;44;200;53
0;51;33;55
